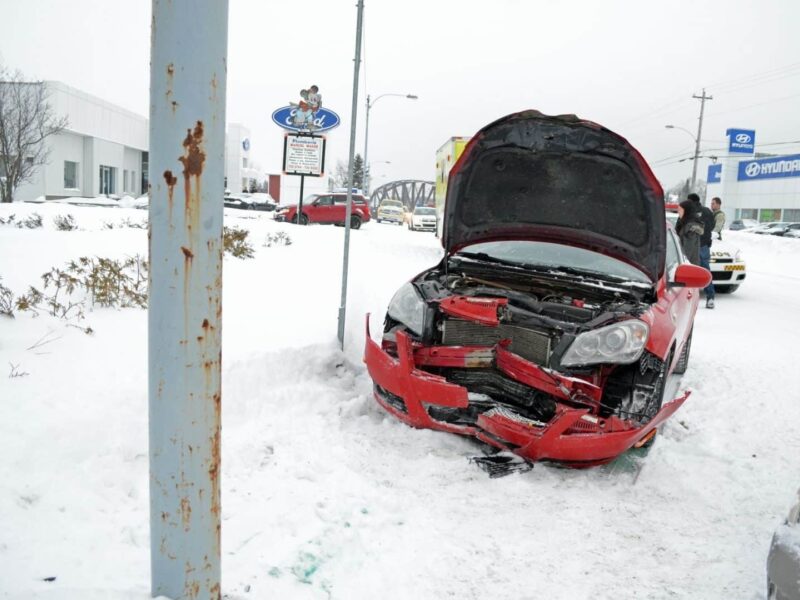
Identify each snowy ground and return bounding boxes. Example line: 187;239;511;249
1;202;799;599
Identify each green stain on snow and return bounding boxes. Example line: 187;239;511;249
291;551;321;584
268;567;282;578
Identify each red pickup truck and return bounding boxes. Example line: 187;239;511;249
275;193;372;229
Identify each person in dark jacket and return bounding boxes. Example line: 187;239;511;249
695;194;717;309
676;196;704;266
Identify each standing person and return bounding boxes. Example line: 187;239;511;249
676;197;704;266
711;197;725;240
694;193;717;309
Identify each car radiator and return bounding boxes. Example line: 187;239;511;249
441;319;551;366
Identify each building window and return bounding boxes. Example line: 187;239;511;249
131;171;136;194
739;209;758;220
64;161;79;189
784;209;800;221
99;165;115;195
141;152;149;193
123;170;129;192
758;208;782;222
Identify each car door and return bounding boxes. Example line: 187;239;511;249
331;195;348;224
662;229;696;365
309;195;334;223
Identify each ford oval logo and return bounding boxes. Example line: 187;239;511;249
744;162;761;177
271;106;341;133
735;133;752;144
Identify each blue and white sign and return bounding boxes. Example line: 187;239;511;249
242;138;250;151
726;128;756;154
737;154;800;181
272;106;340;133
707;164;722;184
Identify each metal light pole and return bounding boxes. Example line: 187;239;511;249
337;0;365;349
363;93;417;198
149;1;228;598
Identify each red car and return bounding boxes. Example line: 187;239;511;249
274;193;371;229
364;110;711;468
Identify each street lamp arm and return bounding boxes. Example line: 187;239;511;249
665;124;697;143
369;92;418;108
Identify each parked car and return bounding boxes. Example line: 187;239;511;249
224;192;277;211
376;200;407;225
729;219;759;231
274;193;371;229
764;222;800;237
767;487;800;600
752;222;792;235
408;206;437;231
666;213;746;293
784;225;800;239
364;110;711;467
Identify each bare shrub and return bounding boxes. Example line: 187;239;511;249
263;231;292;247
223;226;254;259
53;214;77;231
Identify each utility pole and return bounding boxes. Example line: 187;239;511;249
691;88;712;194
149;1;228;598
337;0;365;349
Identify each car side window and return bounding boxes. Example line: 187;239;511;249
666;229;682;274
316;196;333;206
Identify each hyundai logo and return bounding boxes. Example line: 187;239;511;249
744;162;761;177
735;133;752;144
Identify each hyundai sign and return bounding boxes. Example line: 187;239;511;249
737;154;800;181
271;106;340;133
726;128;755;154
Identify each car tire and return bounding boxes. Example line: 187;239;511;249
715;285;739;294
350;215;362;230
673;331;692;375
292;214;309;225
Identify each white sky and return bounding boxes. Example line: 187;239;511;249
2;0;800;198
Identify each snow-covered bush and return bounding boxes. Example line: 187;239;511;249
53;214;78;231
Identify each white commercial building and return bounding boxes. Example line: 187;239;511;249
11;82;258;202
706;128;800;224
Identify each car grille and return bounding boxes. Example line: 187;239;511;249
441;319;551;365
712;271;733;281
711;258;733;264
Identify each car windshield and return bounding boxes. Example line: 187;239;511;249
455;240;651;283
414;207;435;215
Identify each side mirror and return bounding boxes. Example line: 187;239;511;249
672;263;712;288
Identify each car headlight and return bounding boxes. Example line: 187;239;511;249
387;282;425;335
561;320;649;366
734;249;743;262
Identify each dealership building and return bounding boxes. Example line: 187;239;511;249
11;81;259;202
706;128;800;223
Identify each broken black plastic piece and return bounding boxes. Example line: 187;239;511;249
470;454;533;478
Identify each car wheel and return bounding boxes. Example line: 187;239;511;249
715;285;739;294
673;330;692;375
292;214;308;225
350;215;362;230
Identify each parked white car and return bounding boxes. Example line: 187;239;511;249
408;206;437;231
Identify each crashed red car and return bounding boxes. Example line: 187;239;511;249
364;110;711;468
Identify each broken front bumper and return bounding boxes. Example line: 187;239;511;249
364;315;688;467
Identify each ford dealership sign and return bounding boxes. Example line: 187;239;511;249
737;153;800;181
726;128;756;154
271;106;340;133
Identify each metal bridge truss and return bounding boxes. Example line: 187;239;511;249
369;180;434;210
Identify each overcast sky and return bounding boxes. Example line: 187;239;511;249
2;0;800;198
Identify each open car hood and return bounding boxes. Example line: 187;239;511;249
442;111;666;283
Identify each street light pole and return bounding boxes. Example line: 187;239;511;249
691;88;713;193
363;92;417;200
